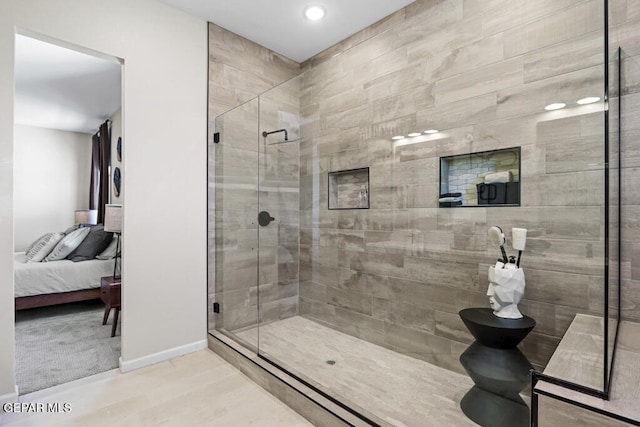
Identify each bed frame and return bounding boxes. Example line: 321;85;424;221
15;288;101;310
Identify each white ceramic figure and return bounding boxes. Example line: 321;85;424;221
487;261;525;319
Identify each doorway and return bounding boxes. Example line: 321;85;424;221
13;32;123;394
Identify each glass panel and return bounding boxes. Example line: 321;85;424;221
211;98;259;351
256;75;301;332
530;0;615;395
605;45;622;392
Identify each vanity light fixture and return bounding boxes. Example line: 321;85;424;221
304;5;326;21
577;96;600;105
407;132;421;137
392;135;404;140
544;103;566;111
424;129;439;134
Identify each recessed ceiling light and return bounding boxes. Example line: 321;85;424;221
544;103;566;111
407;132;421;137
392;135;404;140
577;96;600;105
304;5;325;21
424;129;439;134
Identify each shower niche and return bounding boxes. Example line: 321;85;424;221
439;147;521;207
328;167;370;210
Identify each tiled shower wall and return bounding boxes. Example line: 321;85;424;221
206;0;640;376
207;24;300;120
297;0;607;373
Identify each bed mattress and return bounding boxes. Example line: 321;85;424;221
14;252;115;298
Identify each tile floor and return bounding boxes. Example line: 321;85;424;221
237;316;479;426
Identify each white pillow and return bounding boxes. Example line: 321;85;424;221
25;234;45;254
25;233;64;262
96;235;120;260
43;227;91;262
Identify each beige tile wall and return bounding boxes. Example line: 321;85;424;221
297;0;608;374
207;24;300;120
207;0;640;385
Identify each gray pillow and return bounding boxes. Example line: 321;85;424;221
43;227;91;262
96;235;119;260
67;225;114;262
25;232;64;262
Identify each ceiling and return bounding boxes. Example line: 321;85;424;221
161;0;417;62
14;34;121;134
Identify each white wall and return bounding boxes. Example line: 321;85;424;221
14;125;92;252
0;0;207;401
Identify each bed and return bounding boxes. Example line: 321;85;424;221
14;252;115;310
15;224;118;310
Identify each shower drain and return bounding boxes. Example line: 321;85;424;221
326;360;336;365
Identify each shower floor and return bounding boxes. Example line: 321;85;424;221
235;316;478;426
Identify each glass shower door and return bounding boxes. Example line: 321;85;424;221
212;75;301;356
256;129;300;330
212;98;260;350
256;76;301;358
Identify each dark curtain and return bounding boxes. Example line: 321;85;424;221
89;120;111;223
89;133;100;212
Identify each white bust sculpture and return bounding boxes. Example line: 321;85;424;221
487;261;525;319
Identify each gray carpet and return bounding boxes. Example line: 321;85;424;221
15;300;121;394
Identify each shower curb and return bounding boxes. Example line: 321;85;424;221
207;333;379;427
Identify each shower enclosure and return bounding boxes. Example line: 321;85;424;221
211;75;301;352
208;0;619;424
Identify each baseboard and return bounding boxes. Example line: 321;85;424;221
119;339;207;373
0;385;19;405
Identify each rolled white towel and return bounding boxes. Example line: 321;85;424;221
484;171;512;184
439;196;463;203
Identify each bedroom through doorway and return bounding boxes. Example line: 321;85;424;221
13;32;123;395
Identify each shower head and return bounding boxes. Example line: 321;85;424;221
267;138;303;145
262;128;288;141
